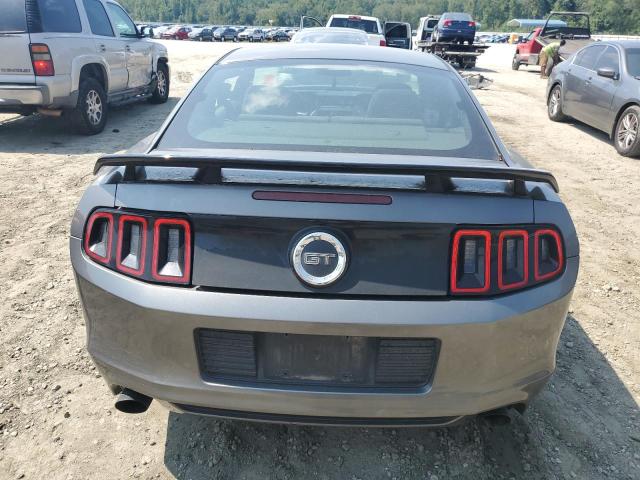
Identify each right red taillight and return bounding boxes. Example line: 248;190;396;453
451;226;564;296
30;44;55;76
84;209;192;286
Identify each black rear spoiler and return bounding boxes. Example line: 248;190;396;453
94;154;559;194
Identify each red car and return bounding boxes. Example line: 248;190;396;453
162;26;191;40
512;28;542;70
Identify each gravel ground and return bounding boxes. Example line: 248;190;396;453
0;42;639;480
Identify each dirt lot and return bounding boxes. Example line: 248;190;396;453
0;42;639;480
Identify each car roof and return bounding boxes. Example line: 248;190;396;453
296;27;368;35
599;39;640;49
219;44;449;70
329;14;379;21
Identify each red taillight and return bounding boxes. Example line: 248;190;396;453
450;230;491;294
83;209;192;286
151;218;192;284
498;230;529;290
30;44;54;76
84;212;114;264
534;229;563;281
443;20;453;27
451;226;564;296
469;21;476;27
379;39;386;46
116;215;148;276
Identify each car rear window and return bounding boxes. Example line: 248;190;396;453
329;18;379;34
444;13;472;22
386;24;408;38
37;0;82;33
158;59;498;160
625;48;640;77
0;0;27;33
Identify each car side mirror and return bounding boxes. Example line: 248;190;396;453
597;67;618;80
138;26;147;37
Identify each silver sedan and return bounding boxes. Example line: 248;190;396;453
547;40;640;157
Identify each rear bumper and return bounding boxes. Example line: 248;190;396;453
0;85;45;105
71;236;577;421
0;75;74;109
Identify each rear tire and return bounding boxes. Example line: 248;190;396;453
69;77;108;135
547;85;567;122
149;62;169;104
614;105;640;157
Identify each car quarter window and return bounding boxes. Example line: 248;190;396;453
37;0;82;33
625;48;640;77
158;59;499;160
574;45;606;70
106;2;137;37
83;0;114;37
596;46;620;72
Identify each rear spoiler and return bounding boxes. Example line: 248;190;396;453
94;154;559;194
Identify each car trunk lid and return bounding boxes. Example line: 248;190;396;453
108;155;544;297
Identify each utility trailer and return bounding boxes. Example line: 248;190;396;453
534;11;593;61
415;40;489;69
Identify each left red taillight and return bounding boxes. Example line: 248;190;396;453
450;226;565;296
83;209;192;286
30;44;55;76
379;39;387;46
84;212;114;264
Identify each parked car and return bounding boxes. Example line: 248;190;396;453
0;0;169;134
214;27;237;42
432;12;476;44
326;14;386;46
548;41;640;157
72;45;578;426
238;28;265;42
291;27;369;45
162;25;191;40
269;29;291;42
189;27;213;41
152;24;173;38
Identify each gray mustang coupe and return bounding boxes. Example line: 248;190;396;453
548;40;640;157
71;45;578;426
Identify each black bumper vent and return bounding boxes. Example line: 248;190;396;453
197;330;257;378
375;339;439;385
196;329;439;391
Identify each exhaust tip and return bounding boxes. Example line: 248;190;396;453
115;388;152;414
480;407;512;426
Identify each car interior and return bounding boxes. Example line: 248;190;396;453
158;61;499;159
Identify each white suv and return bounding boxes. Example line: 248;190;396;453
0;0;169;134
326;14;386;46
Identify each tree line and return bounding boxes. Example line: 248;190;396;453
119;0;640;34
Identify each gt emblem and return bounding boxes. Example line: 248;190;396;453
303;252;336;265
291;232;348;287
